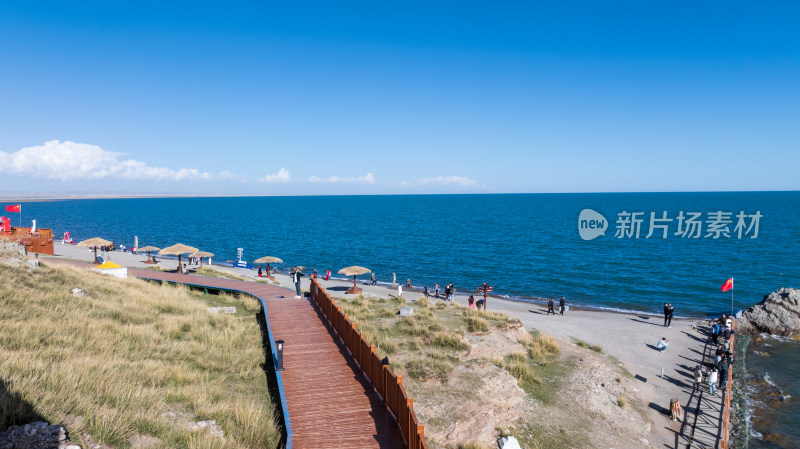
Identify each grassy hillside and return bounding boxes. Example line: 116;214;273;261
0;253;280;448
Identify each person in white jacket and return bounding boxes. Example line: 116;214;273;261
708;367;719;395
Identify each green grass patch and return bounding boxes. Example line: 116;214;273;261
429;332;469;351
573;338;602;353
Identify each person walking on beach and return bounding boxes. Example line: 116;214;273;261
547;298;555;315
325;269;331;281
257;267;263;277
664;303;674;327
292;268;304;298
434;283;440;299
371;273;376;285
559;296;566;315
468;295;475;310
708;366;719;396
657;338;669;352
397;284;403;298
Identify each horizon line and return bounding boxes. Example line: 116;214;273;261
1;189;798;202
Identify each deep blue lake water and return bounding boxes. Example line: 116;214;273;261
14;192;798;316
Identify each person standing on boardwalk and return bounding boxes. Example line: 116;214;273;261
664;303;674;327
292;268;304;298
371;273;376;285
711;319;720;344
547;298;555;315
559;296;566;315
708;367;718;395
693;365;704;390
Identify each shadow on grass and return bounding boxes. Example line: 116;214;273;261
256;308;289;449
0;379;47;430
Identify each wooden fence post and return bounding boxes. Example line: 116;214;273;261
407;398;414;442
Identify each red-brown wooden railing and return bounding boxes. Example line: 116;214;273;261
720;320;735;449
310;279;428;449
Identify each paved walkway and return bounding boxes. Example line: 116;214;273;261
674;328;725;449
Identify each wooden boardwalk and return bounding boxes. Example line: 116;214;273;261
127;269;406;449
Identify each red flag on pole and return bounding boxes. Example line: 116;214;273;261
721;277;734;292
5;204;20;213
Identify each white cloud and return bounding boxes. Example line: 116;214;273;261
308;172;376;184
417;175;477;187
0;140;227;181
258;168;291;183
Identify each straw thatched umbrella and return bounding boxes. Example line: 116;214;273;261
76;237;113;264
254;256;282;279
137;245;161;264
338;266;371;294
189;251;214;268
158;243;198;274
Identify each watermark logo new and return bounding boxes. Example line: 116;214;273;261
579;209;608;240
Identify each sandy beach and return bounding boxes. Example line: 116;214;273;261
47;242;711;448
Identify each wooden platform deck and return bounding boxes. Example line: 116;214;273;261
127;268;406;449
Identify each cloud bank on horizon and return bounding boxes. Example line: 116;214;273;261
0;141;223;182
0;141;479;193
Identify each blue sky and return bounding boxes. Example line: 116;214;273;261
0;1;798;195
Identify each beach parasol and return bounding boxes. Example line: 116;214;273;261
158;243;198;274
76;237;113;264
338;266;371;294
137;245;161;264
189;251;214;268
254;256;282;279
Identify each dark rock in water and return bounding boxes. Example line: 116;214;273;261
738;288;800;337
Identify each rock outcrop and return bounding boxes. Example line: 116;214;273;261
0;421;78;449
738;288;800;337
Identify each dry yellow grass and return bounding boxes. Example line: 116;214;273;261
0;254;280;448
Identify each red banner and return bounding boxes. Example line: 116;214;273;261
721;277;734;292
5;204;20;213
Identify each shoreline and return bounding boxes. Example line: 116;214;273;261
284;274;712;320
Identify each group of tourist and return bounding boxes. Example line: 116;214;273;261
546;296;567;315
693;316;736;396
